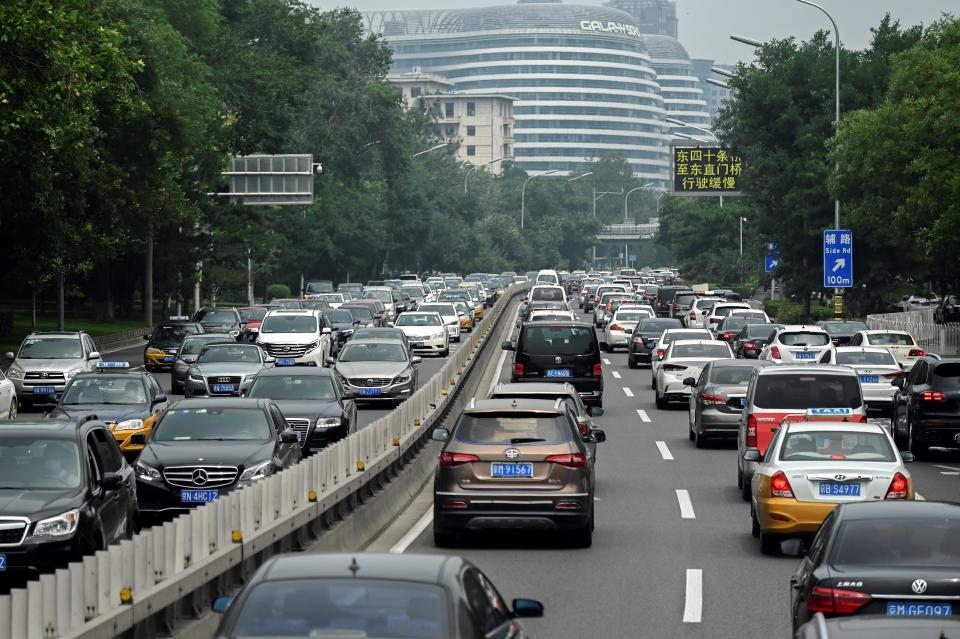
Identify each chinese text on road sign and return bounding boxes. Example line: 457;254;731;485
823;229;853;288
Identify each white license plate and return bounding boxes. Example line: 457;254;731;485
491;462;533;478
886;602;952;616
180;490;219;503
32;386;55;395
211;384;235;393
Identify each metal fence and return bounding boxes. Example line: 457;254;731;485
93;327;152;350
0;283;529;639
866;310;960;356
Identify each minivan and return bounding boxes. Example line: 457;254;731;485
536;269;560;286
655;286;693;318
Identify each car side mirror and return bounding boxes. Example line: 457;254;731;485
100;472;124;490
501;341;514;351
683;377;697;386
322;327;332;334
901;451;915;463
280;430;299;444
212;596;233;614
342;389;357;399
588;406;604;417
891;377;905;388
264;357;276;364
742;450;762;463
591;429;607;443
511;598;544;619
88;351;101;360
152;394;167;406
411;356;422;365
431;427;450;442
3;352;14;361
779;538;807;558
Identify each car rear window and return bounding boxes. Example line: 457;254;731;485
519;326;598;356
779;431;895;462
719;318;750;332
714;305;748;318
753;374;862;409
455;414;571;444
745;324;780;339
638;319;682;332
709;366;755;385
869;333;915;346
831;519;960;567
697;300;719;313
780;332;831;346
933;363;960;389
663;330;712;344
615;311;649;322
822;321;869;333
531;288;564;302
836;351;897;366
674;293;696;306
672;343;731;358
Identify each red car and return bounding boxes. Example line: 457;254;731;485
238;307;268;343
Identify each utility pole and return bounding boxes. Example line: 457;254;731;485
144;224;154;328
247;248;254;306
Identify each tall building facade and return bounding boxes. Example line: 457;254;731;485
604;0;677;38
692;59;734;123
642;35;711;142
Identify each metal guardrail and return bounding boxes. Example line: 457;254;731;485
866;310;960;356
93;327;152;349
0;283;530;639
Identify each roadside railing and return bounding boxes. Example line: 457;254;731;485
866;310;960;356
0;283;530;639
93;327;152;350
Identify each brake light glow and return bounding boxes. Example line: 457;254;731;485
770;345;781;359
609;324;624;332
886;472;909;499
770;471;794;498
744;342;759;350
514;363;525;377
689;310;696;320
806;586;872;614
746;414;758;448
656;349;666;359
909;348;925;357
577;421;589;437
702;393;726;405
439;452;479;467
922;391;946;401
883;371;905;379
545;453;587;468
720;332;737;341
663;364;687;371
592;363;602;377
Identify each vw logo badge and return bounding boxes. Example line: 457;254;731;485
834;474;846;481
504;448;521;460
912;578;928;594
192;469;209;486
555;356;562;364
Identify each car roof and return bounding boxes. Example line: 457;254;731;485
490;382;577;396
521;320;593;328
258;552;464;583
464;398;565;414
834;346;895;353
757;365;856;376
778;325;829;332
171;398;268;410
862;329;911;335
0;418;85;437
265;309;316;316
671;339;724;346
26;332;83;338
711;359;773;368
256;367;334;378
784;421;887;435
837;500;960;521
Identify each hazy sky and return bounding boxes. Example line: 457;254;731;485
308;0;955;64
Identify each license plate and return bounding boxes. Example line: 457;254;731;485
359;387;382;396
0;553;5;571
163;356;175;363
737;397;747;408
276;358;296;366
886;602;952;617
32;386;55;395
491;462;533;478
211;384;235;393
546;369;571;378
412;342;424;348
180;490;219;503
859;375;880;384
794;352;816;360
819;481;861;496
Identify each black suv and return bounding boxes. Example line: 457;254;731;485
193;307;243;341
503;321;603;408
892;355;960;457
671;290;698;321
655;286;692;318
0;417;137;574
934;295;960;324
628;318;682;368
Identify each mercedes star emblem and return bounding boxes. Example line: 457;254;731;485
504;448;521;460
192;469;209;486
555;356;562;364
912;578;928;594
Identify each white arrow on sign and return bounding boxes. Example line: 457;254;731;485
770;259;778;268
832;258;846;273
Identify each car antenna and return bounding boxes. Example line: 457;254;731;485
349;556;359;577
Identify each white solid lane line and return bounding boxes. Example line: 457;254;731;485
485;304;522;397
933;464;960;472
683;569;703;623
656;441;673;461
390;509;434;554
636;409;651;423
676;489;695;519
916;492;926;501
603;358;611;365
612;371;622;379
623;387;634;397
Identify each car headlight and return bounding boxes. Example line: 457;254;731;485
136;461;161;482
239;460;274;483
7;366;23;379
146;347;164;355
114;418;145;432
433;331;446;339
244;374;258;382
394;371;412;384
229;330;240;338
303;340;320;353
30;509;79;540
188;371;203;381
66;368;84;379
315;417;341;429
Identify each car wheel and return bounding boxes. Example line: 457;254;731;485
759;531;780;555
892;409;908;450
440;348;449;357
741;475;751;502
433;523;456;548
7;399;17;419
570;510;594;548
655;392;667;410
737;466;743;489
909;423;930;461
600;341;608;353
650;374;657;390
688;423;695;441
751;507;760;539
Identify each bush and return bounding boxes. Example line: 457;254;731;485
764;300;836;324
266;284;292;301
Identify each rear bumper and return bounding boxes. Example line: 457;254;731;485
511;376;602;402
699;408;742;434
756;497;836;535
629;348;652;364
434;493;591;532
913;419;960;446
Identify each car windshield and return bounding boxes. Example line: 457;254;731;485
197;345;262;363
732;311;768;321
323;310;354;323
671;343;731;358
305;281;333;293
301;301;328;311
456;414;570;444
836;351;897;366
753;374;862;409
18;337;83;359
153;407;272;441
239;309;267;321
248;375;337;401
274;300;302;310
419;305;455;317
933;363;960;389
615;312;650;322
342;306;373;321
363;290;392;303
531;288;564;302
780;332;831;346
663;331;712;344
530;313;574;322
62;377;146;405
401;287;425;297
152;325;199;341
709;366;756;385
823;321;869;334
261;315;318;334
0;439;82;489
780;430;895;462
870;333;915;346
230;578;448;638
339;342;407;363
714;306;749;318
180;336;233;356
317;294;343;303
396;314;441;327
831;519;960;567
196;309;237;323
637;319;682;333
698;300;720;313
519;325;597;356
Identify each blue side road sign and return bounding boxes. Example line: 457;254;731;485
823;229;853;288
764;255;778;273
768;242;779;255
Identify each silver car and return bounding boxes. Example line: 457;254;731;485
820;346;902;415
334;339;420;403
687;359;773;447
655;339;734;409
184;343;272;397
3;331;102;407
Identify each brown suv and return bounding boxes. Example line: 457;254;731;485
431;398;604;548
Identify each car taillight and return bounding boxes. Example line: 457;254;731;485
672;303;679;312
545;453;587;468
592;363;602;377
577;421;589;437
746;414;758;448
770;471;794;498
807;586;872;614
656;349;666;359
610;324;624;332
922;391;946;401
439;452;479;467
709;317;718;323
514;363;525;376
662;363;687;371
909;348;925;357
886;471;909;499
702;393;726;405
744;342;759;350
721;332;736;341
883;371;905;379
770;345;781;359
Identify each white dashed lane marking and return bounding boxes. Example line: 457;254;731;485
676;489;696;519
683;569;703;623
656;441;673;460
623;387;634;397
636;409;651;423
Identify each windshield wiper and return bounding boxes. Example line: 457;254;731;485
510;437;546;444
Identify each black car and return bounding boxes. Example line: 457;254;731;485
934;294;960;324
671;290;698;321
341;302;385;328
790;501;960;632
246;367;357;454
193;307;244;341
733;323;782;359
892;355;960;457
142;319;204;371
795;613;960;638
0;418;137;574
135;398;301;517
715;316;756;343
321;308;361;354
170;333;237;394
211;553;544;638
627;318;682;368
503;321;603;408
655;285;691;318
817;320;870;346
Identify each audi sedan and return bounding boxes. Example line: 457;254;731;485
184;343;273;397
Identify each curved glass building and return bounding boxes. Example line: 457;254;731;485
365;2;672;180
641;34;711;142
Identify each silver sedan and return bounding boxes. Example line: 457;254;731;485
184;343;272;397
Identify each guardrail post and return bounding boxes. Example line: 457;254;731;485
54;568;71;637
0;593;11;639
10;590;26;639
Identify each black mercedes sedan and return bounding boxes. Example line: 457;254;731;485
135;398;301;518
246;367;357;454
791;501;960;631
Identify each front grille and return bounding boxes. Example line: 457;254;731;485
285;418;310;448
163;465;238;489
0;519;29;546
262;343;310;358
206;376;241;389
349;378;391;387
24;371;66;382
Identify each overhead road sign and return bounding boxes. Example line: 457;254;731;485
823;229;853;288
220;154;315;205
764;255;778;273
671;146;743;196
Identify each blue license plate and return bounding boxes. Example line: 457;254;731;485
180;490;219;503
277;358;296;366
794;352;816;360
0;553;5;571
886;602;952;617
412;342;424;348
359;387;382;397
491;462;533;478
546;369;571;378
163;356;175;363
738;397;747;408
819;482;861;497
32;386;55;395
211;384;235;393
859;375;880;384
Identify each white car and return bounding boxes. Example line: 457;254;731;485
528;309;577;322
603;307;654;351
728;308;771;323
654;339;734;409
898;295;937;312
309;293;344;308
821;346;902;414
256;309;333;367
527;285;567;306
0;368;16;419
687;297;722;328
848;330;923;370
705;302;753;332
594;291;633;327
650;328;714;387
415;303;461;342
759;325;834;365
394;311;450;356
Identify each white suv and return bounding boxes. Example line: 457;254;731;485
760;325;834;365
3;331;102;407
256;310;333;367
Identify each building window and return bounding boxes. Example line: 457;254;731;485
445;125;457;137
466;126;476;136
411;87;421;98
503;144;510;157
445;102;454;117
466;146;476;156
467;102;476;116
431;101;440;116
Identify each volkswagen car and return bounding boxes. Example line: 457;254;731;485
183;343;272;397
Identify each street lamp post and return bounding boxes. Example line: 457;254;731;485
520;170;559;230
412;143;447;158
624;183;657;224
464;157;503;193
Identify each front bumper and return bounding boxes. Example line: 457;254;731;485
144;350;177;369
343;379;415;401
445;324;461;340
109;419;155;454
12;378;66;403
136;479;243;514
756;496;837;535
434;492;591;532
0;535;86;574
409;335;447;354
184;377;255;397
